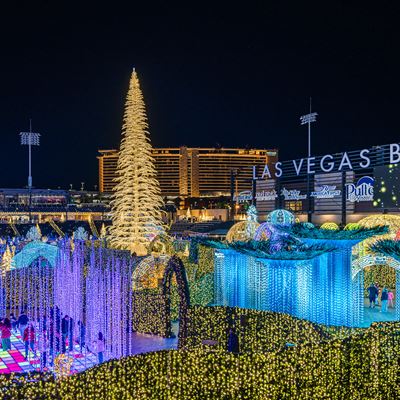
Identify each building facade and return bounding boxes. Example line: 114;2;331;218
254;143;400;225
98;147;278;197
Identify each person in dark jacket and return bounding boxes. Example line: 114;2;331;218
61;315;74;352
367;283;378;308
17;310;29;338
227;328;239;353
77;320;86;353
381;288;389;313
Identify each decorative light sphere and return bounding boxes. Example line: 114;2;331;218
254;223;273;241
344;223;360;230
226;221;260;243
320;222;339;230
358;214;400;234
302;222;315;229
266;209;295;226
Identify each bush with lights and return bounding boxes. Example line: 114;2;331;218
3;317;400;399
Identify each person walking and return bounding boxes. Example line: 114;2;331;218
367;283;378;308
10;314;17;333
61;315;74;353
381;288;389;313
388;290;394;308
93;332;105;364
23;323;36;359
0;318;12;351
374;283;380;307
39;330;48;371
77;320;86;353
17;310;29;339
227;328;239;353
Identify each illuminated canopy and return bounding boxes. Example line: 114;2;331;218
11;240;58;269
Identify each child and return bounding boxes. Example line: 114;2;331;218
388;290;394;308
0;318;12;351
23;323;36;359
39;330;48;371
10;314;17;333
93;332;105;364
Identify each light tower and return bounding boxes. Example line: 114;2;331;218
300;98;317;158
300;99;317;223
20;120;40;221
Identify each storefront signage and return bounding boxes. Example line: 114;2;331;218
233;190;252;203
346;176;374;202
281;188;307;201
310;185;341;199
254;143;400;179
256;190;278;201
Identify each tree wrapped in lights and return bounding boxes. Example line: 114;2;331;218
1;245;12;273
26;225;41;241
109;69;164;256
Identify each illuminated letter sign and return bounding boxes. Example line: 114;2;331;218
346;176;374;202
281;188;307;201
310;185;341;199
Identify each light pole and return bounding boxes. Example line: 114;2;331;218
20;120;40;221
300;99;317;222
300;98;317;158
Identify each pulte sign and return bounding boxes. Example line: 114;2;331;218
253;143;400;179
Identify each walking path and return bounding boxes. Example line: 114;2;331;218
0;331;178;375
361;298;397;327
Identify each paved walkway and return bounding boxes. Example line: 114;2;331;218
0;330;178;375
361;298;398;327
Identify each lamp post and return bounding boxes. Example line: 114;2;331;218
300;99;317;222
20;120;40;221
300;99;317;158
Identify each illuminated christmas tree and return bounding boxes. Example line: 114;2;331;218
109;69;164;255
1;245;12;273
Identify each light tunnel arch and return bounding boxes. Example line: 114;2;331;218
11;241;58;269
352;254;400;279
132;254;171;290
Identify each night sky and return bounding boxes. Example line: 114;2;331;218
1;2;399;190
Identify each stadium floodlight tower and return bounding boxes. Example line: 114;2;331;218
20;120;40;221
300;99;317;224
300;98;317;158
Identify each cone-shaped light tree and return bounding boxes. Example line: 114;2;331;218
109;69;164;255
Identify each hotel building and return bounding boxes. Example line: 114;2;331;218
98;147;278;197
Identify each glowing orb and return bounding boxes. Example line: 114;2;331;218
320;222;339;231
344;223;360;230
266;209;295;226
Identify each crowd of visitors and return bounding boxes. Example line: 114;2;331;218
0;309;106;371
367;282;395;312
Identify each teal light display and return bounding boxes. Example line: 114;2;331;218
213;238;367;327
11;241;58;269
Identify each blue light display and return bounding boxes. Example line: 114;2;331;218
214;237;366;327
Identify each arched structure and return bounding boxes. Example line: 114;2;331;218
11;241;58;269
352;252;400;321
149;234;173;254
132;254;170;290
352;254;400;279
162;255;190;347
